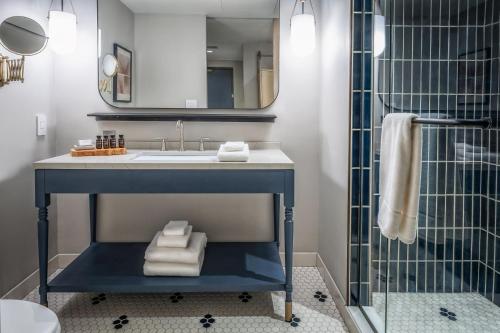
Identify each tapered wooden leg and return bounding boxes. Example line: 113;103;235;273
284;206;294;321
37;205;49;306
273;193;280;246
89;194;98;243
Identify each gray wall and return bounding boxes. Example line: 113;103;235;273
134;14;207;108
98;0;135;106
318;0;351;301
0;0;57;297
53;0;322;259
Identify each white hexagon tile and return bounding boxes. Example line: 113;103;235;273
24;267;348;332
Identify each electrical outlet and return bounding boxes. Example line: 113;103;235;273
185;99;198;108
36;114;47;136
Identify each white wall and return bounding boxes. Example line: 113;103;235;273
98;0;135;106
134;14;207;108
53;0;321;260
0;0;57;297
318;0;351;301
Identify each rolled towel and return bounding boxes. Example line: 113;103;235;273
145;232;207;264
144;251;205;276
221;141;246;152
217;144;250;162
157;226;192;248
162;220;189;236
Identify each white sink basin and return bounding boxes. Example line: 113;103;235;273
133;151;217;162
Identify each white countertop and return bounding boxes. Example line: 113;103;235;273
33;149;294;170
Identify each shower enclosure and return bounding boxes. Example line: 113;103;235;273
356;0;500;331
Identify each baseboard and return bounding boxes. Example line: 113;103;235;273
316;254;361;333
279;251;317;266
1;255;59;300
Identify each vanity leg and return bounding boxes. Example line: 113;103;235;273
89;194;98;243
284;206;294;322
37;197;50;307
273;194;280;247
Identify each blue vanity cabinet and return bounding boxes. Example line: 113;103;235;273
35;167;295;321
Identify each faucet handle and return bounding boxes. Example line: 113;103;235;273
153;137;168;151
199;137;210;151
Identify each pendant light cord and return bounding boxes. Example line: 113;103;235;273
48;0;78;22
290;0;317;26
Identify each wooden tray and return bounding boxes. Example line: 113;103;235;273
70;148;127;157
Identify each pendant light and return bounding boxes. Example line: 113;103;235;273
48;0;77;55
373;0;386;57
290;0;316;57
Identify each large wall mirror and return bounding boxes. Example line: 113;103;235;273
97;0;280;110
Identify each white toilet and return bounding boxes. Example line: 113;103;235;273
0;300;60;333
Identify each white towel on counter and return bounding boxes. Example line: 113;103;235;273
145;232;207;264
217;144;250;162
162;220;189;236
377;113;422;245
221;141;246;152
144;252;205;276
157;225;192;248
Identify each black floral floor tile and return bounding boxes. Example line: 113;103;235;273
112;315;129;329
290;314;301;327
238;292;253;303
199;314;216;328
314;291;328;302
439;308;457;321
170;292;184;303
91;293;106;305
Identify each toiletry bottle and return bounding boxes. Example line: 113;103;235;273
103;135;109;149
110;135;117;148
118;134;125;148
96;135;103;149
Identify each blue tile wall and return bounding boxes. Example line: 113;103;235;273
349;0;500;308
349;0;373;305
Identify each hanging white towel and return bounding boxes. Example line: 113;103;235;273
145;232;207;264
157;226;192;248
377;113;422;244
217;144;250;162
162;220;189;236
143;252;205;276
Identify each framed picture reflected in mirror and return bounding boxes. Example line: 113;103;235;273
113;43;132;103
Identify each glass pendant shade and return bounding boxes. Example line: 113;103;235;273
290;13;316;57
48;10;76;55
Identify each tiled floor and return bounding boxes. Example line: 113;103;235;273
25;267;347;332
372;292;500;333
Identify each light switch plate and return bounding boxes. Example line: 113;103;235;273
185;99;198;108
36;114;47;136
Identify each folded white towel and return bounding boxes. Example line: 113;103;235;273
145;232;207;264
162;220;189;236
221;141;246;152
217;144;250;162
377;113;422;244
73;145;95;151
143;251;205;276
157;225;192;248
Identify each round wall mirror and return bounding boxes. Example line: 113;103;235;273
102;54;118;77
0;16;48;55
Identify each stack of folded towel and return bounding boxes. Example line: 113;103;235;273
217;141;250;162
143;220;207;277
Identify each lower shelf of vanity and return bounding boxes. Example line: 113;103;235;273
48;242;286;293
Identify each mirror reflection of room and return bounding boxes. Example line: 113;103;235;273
98;0;280;109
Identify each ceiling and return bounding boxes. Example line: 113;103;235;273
120;0;279;18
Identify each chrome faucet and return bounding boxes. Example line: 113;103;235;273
176;120;185;151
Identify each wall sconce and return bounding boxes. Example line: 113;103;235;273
0;16;48;87
290;0;316;57
48;0;77;55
